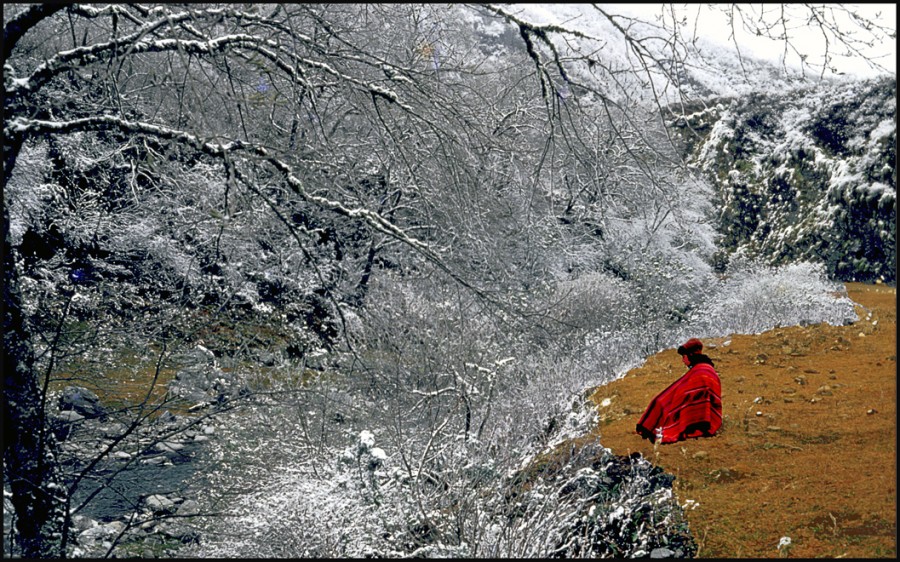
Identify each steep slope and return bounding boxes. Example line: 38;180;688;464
670;77;897;284
588;282;896;558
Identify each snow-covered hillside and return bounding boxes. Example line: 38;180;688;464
672;76;896;283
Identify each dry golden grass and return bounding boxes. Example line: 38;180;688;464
588;282;896;558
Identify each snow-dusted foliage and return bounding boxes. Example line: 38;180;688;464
686;258;858;338
183;370;694;558
675;76;896;283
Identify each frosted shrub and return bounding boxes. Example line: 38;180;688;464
691;259;857;336
495;443;695;558
185;403;416;557
551;272;637;333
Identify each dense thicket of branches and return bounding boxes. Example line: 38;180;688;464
2;3;888;558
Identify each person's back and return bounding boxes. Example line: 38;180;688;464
636;338;722;444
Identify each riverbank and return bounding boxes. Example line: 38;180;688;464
588;282;896;558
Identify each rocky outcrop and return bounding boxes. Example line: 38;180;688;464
504;440;696;558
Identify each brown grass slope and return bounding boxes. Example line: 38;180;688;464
588;282;896;558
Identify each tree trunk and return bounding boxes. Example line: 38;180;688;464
3;159;68;560
4;7;72;555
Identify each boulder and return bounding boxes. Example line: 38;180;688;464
176;499;201;517
71;514;97;532
144;494;176;514
51;410;85;441
78;521;125;543
58;386;107;420
155;441;185;454
169;362;251;405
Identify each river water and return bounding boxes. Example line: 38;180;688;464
68;440;205;522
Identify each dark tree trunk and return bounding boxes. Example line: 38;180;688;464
2;198;68;558
4;8;71;550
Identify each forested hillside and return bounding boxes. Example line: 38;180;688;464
671;76;896;283
2;4;894;559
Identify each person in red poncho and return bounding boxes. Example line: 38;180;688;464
636;338;722;444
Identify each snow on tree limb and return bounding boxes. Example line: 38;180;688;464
8;114;483;298
8;34;310;96
1;4;67;62
7;20;413;115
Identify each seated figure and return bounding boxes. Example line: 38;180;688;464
636;338;722;444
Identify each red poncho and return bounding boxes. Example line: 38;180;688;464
636;362;722;444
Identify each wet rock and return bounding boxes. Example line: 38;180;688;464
155;441;185;454
59;386;107;420
100;422;127;438
168;346;222;402
169;361;250;404
176;499;201;517
162;525;201;545
57;410;85;423
71;514;97;532
51;410;85;441
144;494;176;514
79;521;125;543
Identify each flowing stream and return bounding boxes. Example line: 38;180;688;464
68;440;205;522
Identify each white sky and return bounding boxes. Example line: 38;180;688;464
612;3;896;78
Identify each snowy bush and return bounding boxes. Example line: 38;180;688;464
501;447;695;558
185;389;695;558
688;258;857;336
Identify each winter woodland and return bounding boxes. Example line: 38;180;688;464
2;3;894;558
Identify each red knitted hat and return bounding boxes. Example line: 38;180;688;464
677;338;703;356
